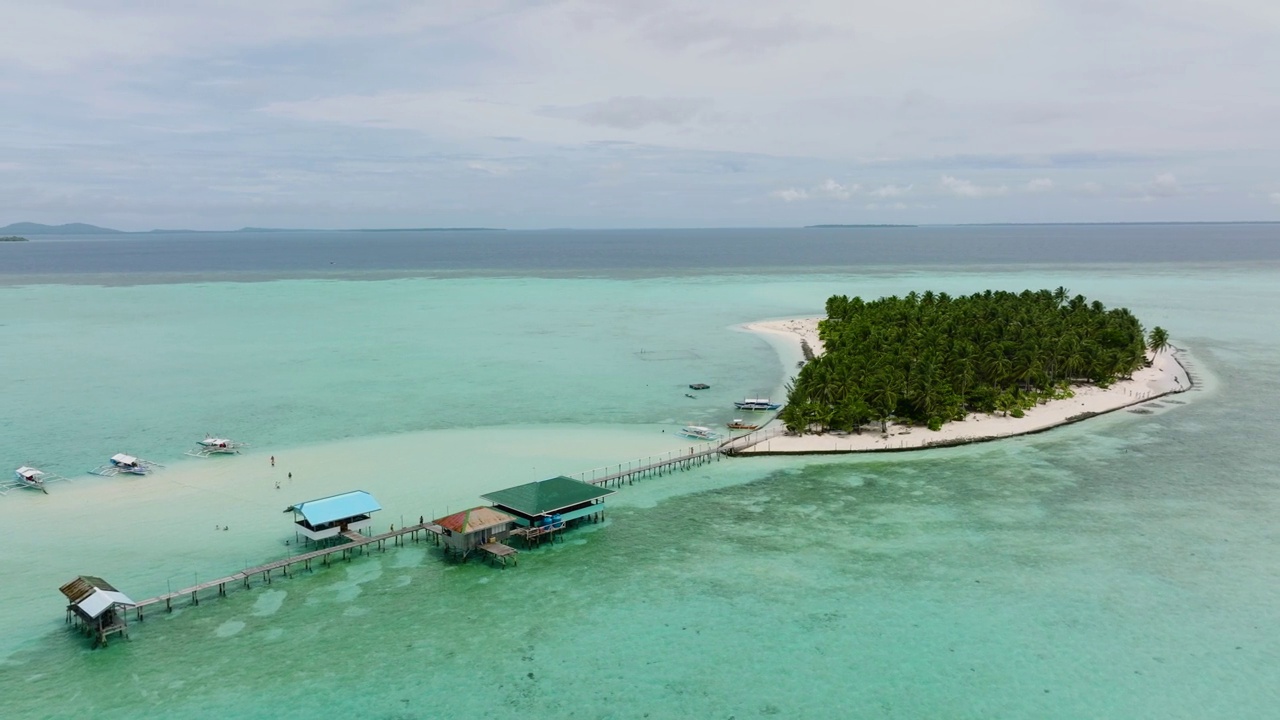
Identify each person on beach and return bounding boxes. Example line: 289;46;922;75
270;456;275;466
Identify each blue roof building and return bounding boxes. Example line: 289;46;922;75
285;490;382;543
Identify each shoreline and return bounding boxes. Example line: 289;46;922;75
739;317;1194;455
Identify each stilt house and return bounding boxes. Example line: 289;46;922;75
285;490;382;543
59;575;135;648
433;506;518;560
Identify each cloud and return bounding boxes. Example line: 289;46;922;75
817;179;860;199
1270;191;1280;205
771;187;809;202
1025;178;1053;192
1075;181;1105;196
1144;172;1181;197
558;96;713;130
770;178;861;202
940;175;1009;198
870;183;911;197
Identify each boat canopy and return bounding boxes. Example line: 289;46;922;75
741;398;771;404
16;466;40;478
200;438;230;446
111;453;137;465
285;490;381;526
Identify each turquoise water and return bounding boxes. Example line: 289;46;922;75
2;258;1279;718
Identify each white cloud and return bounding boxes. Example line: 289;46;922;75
817;179;860;199
1145;172;1181;197
771;187;809;202
870;183;911;198
2;0;1279;226
940;175;1009;198
1270;192;1280;205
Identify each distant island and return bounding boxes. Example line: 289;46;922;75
0;221;504;235
804;224;916;228
0;235;29;242
0;222;121;235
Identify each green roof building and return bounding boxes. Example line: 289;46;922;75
481;476;615;530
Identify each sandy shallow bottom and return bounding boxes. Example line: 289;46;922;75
742;318;1195;453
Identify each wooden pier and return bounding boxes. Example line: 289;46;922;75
92;426;789;632
566;426;786;488
129;522;443;620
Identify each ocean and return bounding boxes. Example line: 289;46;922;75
1;225;1278;718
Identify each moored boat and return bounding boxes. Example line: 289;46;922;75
12;467;49;494
734;397;781;411
91;453;162;477
688;383;710;390
678;425;720;441
726;419;761;430
186;436;247;458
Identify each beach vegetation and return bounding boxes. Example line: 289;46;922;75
1148;326;1170;354
781;289;1153;433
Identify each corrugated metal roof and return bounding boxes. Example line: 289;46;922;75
285;490;381;526
481;476;615;516
76;589;135;619
434;506;516;534
59;575;119;603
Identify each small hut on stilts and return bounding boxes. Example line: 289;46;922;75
59;576;135;648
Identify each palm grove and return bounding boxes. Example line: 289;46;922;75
780;289;1171;434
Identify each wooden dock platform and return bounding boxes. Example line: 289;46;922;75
478;542;518;568
129;522;441;620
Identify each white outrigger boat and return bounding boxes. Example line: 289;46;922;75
186;436;247;458
91;453;162;477
3;466;69;495
733;397;782;411
678;425;721;441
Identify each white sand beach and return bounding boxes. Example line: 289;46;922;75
740;317;1192;454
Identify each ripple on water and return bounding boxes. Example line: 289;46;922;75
215;620;245;638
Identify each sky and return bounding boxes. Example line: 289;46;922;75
1;0;1278;230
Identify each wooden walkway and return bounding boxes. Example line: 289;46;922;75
568;426;786;488
108;425;789;626
129;522;442;620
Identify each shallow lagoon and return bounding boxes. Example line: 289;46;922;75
2;231;1279;718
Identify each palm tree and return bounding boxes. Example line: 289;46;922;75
1148;326;1170;355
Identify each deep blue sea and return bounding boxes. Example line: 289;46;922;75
1;225;1278;719
3;224;1279;280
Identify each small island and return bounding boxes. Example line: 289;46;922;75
740;288;1190;454
0;235;29;242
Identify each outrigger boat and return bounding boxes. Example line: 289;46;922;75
726;419;761;430
678;425;720;441
3;466;68;495
734;397;781;411
186;436;247;458
688;383;710;390
91;453;162;477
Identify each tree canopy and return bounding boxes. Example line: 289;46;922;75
781;288;1162;434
